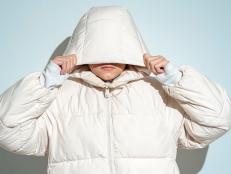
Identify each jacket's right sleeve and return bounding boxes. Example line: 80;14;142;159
0;71;59;156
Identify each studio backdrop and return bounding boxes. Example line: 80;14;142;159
0;1;230;174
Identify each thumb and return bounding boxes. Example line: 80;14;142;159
143;53;150;59
143;53;151;65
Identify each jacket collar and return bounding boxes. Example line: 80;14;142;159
69;64;151;89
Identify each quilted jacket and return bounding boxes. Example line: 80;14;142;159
1;5;231;174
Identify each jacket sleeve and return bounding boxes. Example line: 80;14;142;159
162;65;231;149
0;71;59;156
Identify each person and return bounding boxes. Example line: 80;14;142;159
0;5;231;174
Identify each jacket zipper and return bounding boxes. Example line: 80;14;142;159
104;85;115;174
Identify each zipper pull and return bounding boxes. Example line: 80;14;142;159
104;84;110;98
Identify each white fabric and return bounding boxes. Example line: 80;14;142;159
1;5;231;174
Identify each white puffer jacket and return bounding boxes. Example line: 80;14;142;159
1;5;231;174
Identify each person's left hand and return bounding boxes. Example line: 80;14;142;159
143;53;169;75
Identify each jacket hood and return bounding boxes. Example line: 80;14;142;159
63;5;150;67
64;5;152;89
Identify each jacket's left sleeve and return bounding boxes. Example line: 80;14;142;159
162;65;231;149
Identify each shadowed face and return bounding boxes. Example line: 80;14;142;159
88;63;126;82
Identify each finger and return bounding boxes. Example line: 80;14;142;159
69;56;75;73
144;56;157;70
59;61;64;75
143;54;151;68
66;58;72;74
73;54;77;65
157;60;169;73
148;58;163;75
61;60;68;75
52;59;63;67
155;59;169;73
69;55;76;71
67;55;73;73
68;57;74;73
154;60;167;74
70;55;77;72
144;54;162;69
64;60;69;74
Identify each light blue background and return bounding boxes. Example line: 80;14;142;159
0;0;230;173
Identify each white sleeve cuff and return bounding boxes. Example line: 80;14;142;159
149;62;183;86
39;60;70;89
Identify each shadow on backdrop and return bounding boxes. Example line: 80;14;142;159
177;147;208;173
0;146;209;174
0;37;209;174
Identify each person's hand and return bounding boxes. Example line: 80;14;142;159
39;54;78;89
52;54;77;75
143;53;183;86
143;53;169;75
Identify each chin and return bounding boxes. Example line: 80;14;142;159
102;77;114;81
101;75;116;81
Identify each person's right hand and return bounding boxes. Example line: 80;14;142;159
52;54;77;75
